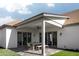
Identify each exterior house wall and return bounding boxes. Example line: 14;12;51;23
32;27;60;43
0;29;2;47
6;27;17;48
0;28;6;48
17;28;40;43
58;25;79;50
17;28;35;43
45;27;60;32
0;30;2;47
32;30;39;43
17;26;60;43
17;28;34;32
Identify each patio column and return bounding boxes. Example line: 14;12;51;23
42;20;46;56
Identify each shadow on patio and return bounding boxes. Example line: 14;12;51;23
10;46;61;56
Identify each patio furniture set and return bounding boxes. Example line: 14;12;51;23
27;42;49;51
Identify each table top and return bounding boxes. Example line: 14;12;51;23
30;42;42;45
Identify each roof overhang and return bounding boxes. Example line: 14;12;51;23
15;13;69;27
43;13;69;19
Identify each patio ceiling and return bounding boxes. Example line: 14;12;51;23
16;19;62;30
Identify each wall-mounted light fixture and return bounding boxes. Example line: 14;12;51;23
36;26;41;30
60;32;62;36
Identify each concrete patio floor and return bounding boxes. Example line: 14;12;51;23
17;48;61;56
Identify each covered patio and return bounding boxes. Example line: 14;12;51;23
16;13;68;56
11;46;61;56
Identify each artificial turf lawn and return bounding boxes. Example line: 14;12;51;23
50;50;79;56
0;48;19;56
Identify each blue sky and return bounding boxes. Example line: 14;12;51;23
0;2;79;25
1;3;79;19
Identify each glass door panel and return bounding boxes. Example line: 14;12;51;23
17;32;22;46
53;32;57;47
23;32;28;45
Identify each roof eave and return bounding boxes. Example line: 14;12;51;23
43;13;69;19
16;12;69;27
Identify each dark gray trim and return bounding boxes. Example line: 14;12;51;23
0;24;16;29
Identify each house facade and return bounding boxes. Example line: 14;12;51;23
0;10;79;54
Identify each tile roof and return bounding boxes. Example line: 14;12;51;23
5;20;22;26
1;9;79;28
63;9;79;25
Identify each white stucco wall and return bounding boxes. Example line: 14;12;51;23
0;28;6;48
0;30;1;46
18;27;59;43
32;31;39;43
58;25;79;50
32;27;60;43
6;27;17;48
17;28;39;43
0;29;2;47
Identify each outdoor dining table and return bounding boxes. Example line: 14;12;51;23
30;42;42;51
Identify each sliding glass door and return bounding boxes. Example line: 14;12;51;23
39;31;57;47
23;32;28;45
53;32;57;47
17;32;32;46
17;32;23;46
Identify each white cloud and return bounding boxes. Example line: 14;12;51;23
47;3;55;7
0;0;78;13
18;8;32;14
0;16;14;26
0;0;56;14
0;0;32;13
